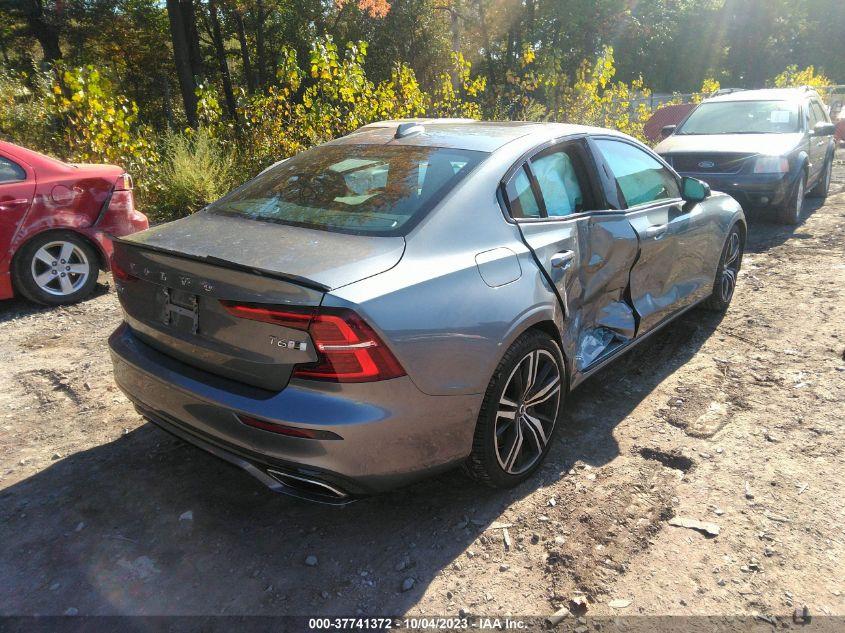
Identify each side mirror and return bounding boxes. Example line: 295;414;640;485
813;122;836;137
661;124;677;138
682;176;710;203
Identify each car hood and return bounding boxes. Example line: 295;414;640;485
123;211;406;290
655;133;804;156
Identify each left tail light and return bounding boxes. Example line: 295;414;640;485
114;173;134;191
220;302;406;383
111;259;138;282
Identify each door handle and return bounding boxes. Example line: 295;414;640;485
550;250;575;270
645;223;668;239
0;198;30;211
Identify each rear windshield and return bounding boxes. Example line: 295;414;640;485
206;144;487;236
677;101;801;135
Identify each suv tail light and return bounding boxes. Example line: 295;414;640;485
220;302;406;383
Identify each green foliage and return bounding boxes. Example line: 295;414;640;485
151;128;238;222
552;47;654;141
771;65;832;89
0;68;53;149
49;65;157;175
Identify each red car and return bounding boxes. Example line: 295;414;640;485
0;140;148;305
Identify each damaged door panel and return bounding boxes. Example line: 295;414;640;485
503;138;640;381
591;137;710;334
566;215;639;371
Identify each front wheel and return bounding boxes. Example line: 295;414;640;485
702;224;744;312
776;173;806;225
13;231;100;305
464;330;565;488
808;157;832;200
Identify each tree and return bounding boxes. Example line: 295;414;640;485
166;0;199;126
208;0;238;120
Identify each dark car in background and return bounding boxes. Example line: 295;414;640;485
654;88;836;225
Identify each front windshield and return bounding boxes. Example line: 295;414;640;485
206;144;487;236
677;101;801;135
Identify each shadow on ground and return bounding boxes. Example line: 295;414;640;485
4;174;832;615
0;299;724;616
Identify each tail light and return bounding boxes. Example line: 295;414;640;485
114;173;134;191
220;302;406;383
111;258;138;282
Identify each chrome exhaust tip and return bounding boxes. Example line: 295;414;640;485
265;469;352;505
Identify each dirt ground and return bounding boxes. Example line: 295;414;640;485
1;156;844;623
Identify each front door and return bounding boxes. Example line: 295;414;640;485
590;137;712;334
502;139;639;376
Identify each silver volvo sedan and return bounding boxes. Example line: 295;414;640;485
109;120;745;503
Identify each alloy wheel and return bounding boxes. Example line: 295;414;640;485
30;240;91;297
719;230;742;304
494;348;561;475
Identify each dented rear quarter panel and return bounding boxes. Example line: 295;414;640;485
0;141;148;288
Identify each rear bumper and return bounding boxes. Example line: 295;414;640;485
678;171;796;209
109;323;480;499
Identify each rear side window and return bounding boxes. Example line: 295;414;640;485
0;156;26;183
505;167;541;219
206;144;486;236
594;139;680;207
531;148;587;217
811;101;829;124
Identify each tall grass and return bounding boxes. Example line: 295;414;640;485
152;129;238;223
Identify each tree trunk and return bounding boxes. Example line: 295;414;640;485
209;0;238;121
475;0;496;90
232;7;256;93
182;0;204;80
166;0;198;127
21;0;62;64
256;0;267;87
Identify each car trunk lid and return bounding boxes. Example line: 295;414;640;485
113;215;405;391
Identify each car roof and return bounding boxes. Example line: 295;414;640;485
704;88;820;104
331;119;621;152
0;140;71;171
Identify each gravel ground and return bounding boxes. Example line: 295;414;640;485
1;156;844;621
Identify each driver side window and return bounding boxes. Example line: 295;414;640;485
594;139;680;207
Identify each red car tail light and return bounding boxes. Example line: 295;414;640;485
220;301;406;383
114;173;134;191
111;258;138;282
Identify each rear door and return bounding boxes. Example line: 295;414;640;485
0;152;35;267
808;99;832;182
590;136;714;334
502;137;640;375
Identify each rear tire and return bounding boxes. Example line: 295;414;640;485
464;330;565;489
808;156;832;200
702;224;743;312
12;231;100;305
776;173;806;225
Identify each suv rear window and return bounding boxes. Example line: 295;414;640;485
677;100;801;135
206;144;486;236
